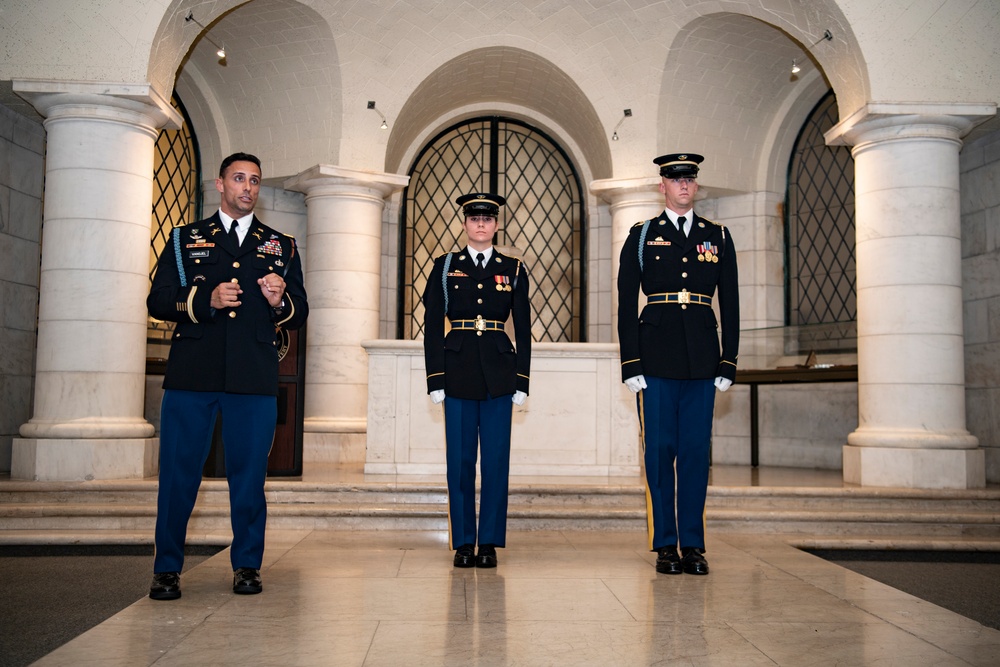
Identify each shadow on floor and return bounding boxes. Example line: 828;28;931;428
805;549;1000;631
0;545;223;667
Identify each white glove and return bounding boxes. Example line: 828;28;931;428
714;377;732;392
512;390;527;406
430;389;446;404
624;375;647;393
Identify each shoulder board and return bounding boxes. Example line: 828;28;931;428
703;217;724;228
631;220;645;228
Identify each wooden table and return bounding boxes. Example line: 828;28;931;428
734;365;858;467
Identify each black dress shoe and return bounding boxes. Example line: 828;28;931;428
233;567;263;594
681;548;709;575
453;544;475;568
475;544;497;568
655;546;683;575
149;572;181;600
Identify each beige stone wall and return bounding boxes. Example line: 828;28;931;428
961;127;1000;483
0;104;43;472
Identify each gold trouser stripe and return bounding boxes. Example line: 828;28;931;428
638;390;656;552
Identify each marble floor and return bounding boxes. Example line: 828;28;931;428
27;530;999;666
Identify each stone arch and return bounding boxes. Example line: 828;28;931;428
153;0;341;179
657;6;867;194
384;47;611;184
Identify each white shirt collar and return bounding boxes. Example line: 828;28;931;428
664;208;693;234
219;210;253;232
467;245;493;264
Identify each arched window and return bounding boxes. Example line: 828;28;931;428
785;91;856;325
148;95;201;336
399;116;586;342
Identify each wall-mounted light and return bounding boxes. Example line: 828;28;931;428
367;101;388;130
611;108;632;141
185;12;227;64
791;29;833;75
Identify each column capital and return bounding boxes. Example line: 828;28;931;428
589;176;660;206
825;102;996;147
12;79;181;130
284;164;409;199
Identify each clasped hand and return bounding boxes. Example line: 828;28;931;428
210;273;286;310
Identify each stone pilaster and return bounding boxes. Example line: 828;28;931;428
284;165;409;464
590;176;663;342
827;103;995;488
10;81;180;480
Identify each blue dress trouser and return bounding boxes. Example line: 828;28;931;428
444;394;513;549
637;377;715;551
154;389;277;573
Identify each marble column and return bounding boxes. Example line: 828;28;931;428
827;103;994;489
10;81;181;481
285;165;409;463
590;177;663;342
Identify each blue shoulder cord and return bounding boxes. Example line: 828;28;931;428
172;227;187;287
637;219;652;273
441;252;452;313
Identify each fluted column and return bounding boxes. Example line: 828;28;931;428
590;177;663;341
827;103;994;488
285;165;409;463
11;81;180;480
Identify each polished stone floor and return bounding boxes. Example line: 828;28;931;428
15;466;1000;666
27;528;1000;666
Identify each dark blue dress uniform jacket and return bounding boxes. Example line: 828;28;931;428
423;249;531;400
617;211;739;382
147;213;309;396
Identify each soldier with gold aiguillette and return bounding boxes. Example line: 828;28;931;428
616;153;739;576
422;192;531;569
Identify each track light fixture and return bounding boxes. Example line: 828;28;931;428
185;12;227;64
611;108;632;141
791;29;832;75
367;101;389;130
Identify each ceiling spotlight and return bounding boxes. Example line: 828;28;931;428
185;12;227;65
790;30;832;77
611;108;632;142
367;101;389;130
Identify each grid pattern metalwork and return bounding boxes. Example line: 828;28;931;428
148;96;201;334
399;117;585;342
785;92;856;325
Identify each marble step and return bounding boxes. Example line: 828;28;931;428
2;502;999;539
4;481;1000;512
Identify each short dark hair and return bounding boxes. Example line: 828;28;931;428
219;152;262;178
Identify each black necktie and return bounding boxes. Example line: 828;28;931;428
476;252;485;270
229;222;240;248
677;216;687;236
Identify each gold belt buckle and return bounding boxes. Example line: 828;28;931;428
678;290;690;304
475;315;486;331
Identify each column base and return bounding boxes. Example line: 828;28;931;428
11;437;159;481
843;444;985;489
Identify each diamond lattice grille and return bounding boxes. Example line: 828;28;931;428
148;96;201;334
400;117;585;342
786;92;856;325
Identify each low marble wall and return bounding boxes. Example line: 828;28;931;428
362;341;642;477
362;340;858;475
